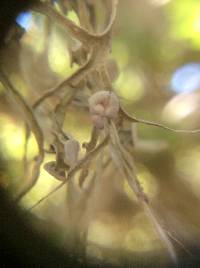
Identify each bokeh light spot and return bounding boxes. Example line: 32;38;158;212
171;63;200;93
115;70;144;103
16;11;33;31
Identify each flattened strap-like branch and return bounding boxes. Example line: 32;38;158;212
33;0;118;45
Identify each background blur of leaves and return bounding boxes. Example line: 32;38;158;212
1;0;200;265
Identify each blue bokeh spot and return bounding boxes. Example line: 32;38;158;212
171;63;200;93
16;11;32;31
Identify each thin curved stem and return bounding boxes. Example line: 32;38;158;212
33;49;96;109
121;107;200;134
0;68;44;201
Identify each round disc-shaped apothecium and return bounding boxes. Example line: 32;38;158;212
89;90;119;129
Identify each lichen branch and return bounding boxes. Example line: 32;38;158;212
0;68;44;201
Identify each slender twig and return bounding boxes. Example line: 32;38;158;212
53;86;77;127
165;230;193;258
121;107;200;134
143;204;177;263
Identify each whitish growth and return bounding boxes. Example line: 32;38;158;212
89;90;119;129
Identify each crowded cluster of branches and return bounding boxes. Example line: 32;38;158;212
1;0;200;265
